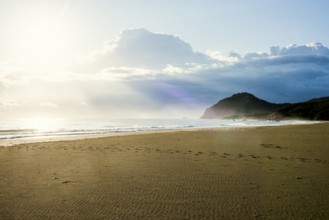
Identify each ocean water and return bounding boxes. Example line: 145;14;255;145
0;118;312;141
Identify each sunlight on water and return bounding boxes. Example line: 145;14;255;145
19;116;64;132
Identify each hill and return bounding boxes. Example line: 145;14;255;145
201;93;329;120
269;96;329;120
201;92;286;119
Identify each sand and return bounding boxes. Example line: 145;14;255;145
1;123;329;219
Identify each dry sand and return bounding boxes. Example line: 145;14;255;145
1;123;329;219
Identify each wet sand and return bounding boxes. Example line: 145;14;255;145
1;123;329;219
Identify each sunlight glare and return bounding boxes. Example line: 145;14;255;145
20;116;64;132
7;6;78;69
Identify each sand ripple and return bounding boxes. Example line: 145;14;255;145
1;123;329;219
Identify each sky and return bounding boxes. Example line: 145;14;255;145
0;0;329;119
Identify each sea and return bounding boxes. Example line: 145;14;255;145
0;118;312;143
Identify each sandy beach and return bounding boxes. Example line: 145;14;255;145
1;123;329;219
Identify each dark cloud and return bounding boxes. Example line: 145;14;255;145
122;45;329;106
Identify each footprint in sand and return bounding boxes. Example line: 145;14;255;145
298;157;308;163
261;143;283;149
61;180;73;184
194;152;203;156
314;158;326;164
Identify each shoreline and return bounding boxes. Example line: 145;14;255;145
0;120;321;147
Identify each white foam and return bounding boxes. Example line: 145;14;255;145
0;118;316;143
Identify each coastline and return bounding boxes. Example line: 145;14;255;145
1;122;329;219
0;120;320;147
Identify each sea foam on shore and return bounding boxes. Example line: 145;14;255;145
0;118;313;142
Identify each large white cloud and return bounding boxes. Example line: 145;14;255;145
74;28;213;73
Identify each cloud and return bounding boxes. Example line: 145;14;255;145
0;100;58;108
243;51;269;60
206;51;240;63
73;28;213;73
270;42;329;56
100;67;155;79
0;81;3;94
